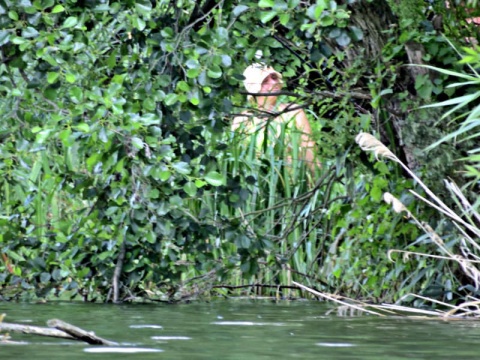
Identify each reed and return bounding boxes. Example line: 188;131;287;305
180;117;345;298
294;133;480;317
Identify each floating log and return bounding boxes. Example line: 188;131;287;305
0;322;75;340
47;319;117;346
0;319;117;346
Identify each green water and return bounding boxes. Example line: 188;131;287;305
0;300;478;359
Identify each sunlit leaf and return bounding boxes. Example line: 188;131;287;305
258;0;275;8
51;4;65;13
205;171;225;186
62;16;78;28
183;182;197;197
260;10;277;23
172;161;191;175
233;4;249;16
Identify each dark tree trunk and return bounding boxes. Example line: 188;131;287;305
333;0;430;170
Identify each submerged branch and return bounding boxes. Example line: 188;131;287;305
292;281;385;316
212;284;301;291
47;319;118;346
0;322;76;340
0;319;117;345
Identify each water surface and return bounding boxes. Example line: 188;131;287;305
0;300;478;359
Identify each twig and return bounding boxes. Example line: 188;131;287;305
212;284;301;291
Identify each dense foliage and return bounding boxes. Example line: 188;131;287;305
0;0;479;304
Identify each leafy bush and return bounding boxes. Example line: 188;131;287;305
0;0;476;303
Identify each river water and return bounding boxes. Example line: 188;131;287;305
0;300;479;359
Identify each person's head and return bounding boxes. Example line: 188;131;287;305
243;64;283;102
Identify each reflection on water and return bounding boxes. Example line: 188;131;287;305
1;300;480;359
151;336;191;340
84;347;163;353
316;342;356;347
211;321;286;326
129;324;163;329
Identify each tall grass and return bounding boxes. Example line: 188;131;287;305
179;114;349;298
291;132;480;317
353;133;480;314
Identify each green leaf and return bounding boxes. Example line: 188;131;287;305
74;123;90;132
42;0;55;9
177;81;190;92
29;160;42;183
233;4;249;16
320;15;335;26
349;26;363;41
40;272;51;283
65;73;76;83
159;170;171;181
260;10;277;23
259;0;275;8
187;68;200;78
183;182;197;197
36;129;52;143
8;11;18;21
164;93;178;106
207;65;222;79
205;171;225;186
335;32;351;47
279;13;290;26
131;137;144;149
172;161;191;175
185;59;200;69
22;27;39;38
47;72;60;84
194;179;206;188
0;30;10;46
161;27;174;38
11;37;27;45
216;27;228;44
59;128;72;146
235;235;251;249
135;0;152;15
221;55;232;67
62;16;78;28
143;98;156;111
314;5;324;19
132;15;146;31
51;4;65;13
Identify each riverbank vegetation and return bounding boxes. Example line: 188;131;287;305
0;0;479;307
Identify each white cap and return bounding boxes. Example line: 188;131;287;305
243;64;282;95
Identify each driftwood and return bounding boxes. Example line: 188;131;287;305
47;319;117;346
0;322;76;340
0;319;117;345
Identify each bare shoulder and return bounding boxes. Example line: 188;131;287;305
278;103;312;132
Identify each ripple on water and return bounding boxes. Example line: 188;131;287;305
151;336;191;340
211;321;286;326
316;342;356;348
129;324;163;329
84;347;163;353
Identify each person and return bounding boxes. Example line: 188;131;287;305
232;64;320;175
